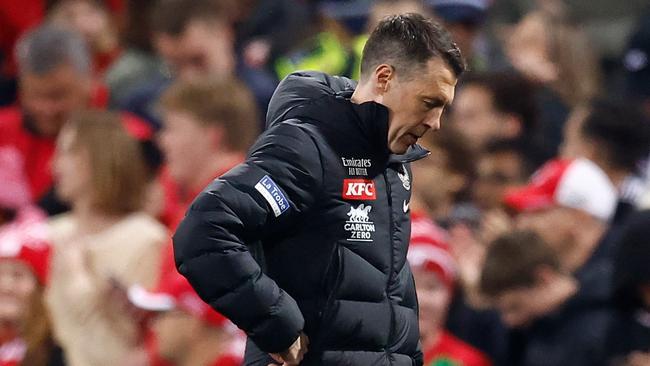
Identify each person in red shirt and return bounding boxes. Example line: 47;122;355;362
155;76;260;230
409;145;491;366
0;24;113;203
408;223;492;366
127;265;245;366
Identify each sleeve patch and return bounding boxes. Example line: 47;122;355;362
255;175;290;217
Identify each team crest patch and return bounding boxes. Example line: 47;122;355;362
342;179;376;200
255;175;289;217
344;203;375;242
398;164;410;190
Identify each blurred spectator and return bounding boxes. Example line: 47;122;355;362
504;10;601;161
450;71;542;166
561;99;650;228
0;24;98;205
427;0;492;71
105;0;166;106
273;9;354;80
127;268;244;366
236;0;317;71
157;77;259;229
411;125;475;225
480;230;612;366
500;159;618;364
350;0;431;80
48;0;120;77
44;111;167;366
0;152;64;366
607;210;650;366
472;139;530;212
408;218;492;366
506;158;617;271
121;0;274;128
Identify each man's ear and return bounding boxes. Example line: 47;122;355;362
374;64;395;95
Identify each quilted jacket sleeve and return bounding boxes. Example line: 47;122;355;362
172;121;324;353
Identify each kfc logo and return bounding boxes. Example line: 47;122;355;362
342;179;376;200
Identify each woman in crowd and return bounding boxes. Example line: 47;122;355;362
45;110;167;366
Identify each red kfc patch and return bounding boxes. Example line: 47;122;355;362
343;179;376;200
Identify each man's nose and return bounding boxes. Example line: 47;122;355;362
423;115;441;131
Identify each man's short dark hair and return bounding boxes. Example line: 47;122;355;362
360;13;465;80
151;0;229;36
581;99;650;173
480;230;560;298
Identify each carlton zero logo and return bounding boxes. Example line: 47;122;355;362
342;179;376;200
345;204;375;242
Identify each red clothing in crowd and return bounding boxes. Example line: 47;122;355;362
0;337;25;366
159;160;242;231
0;0;44;76
0;108;56;201
424;331;492;366
0;91;150;203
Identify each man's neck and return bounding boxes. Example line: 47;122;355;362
350;81;378;105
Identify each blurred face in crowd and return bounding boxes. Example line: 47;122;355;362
159;109;222;188
0;260;37;325
493;281;552;328
53;127;92;204
414;268;451;340
155;20;235;81
516;206;577;254
152;310;198;362
20;64;91;137
473;151;526;210
505;13;557;84
378;57;457;154
452;85;511;149
49;0;114;52
412;144;465;214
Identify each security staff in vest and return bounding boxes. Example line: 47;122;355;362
173;13;465;366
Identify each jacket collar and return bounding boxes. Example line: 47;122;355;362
349;96;430;164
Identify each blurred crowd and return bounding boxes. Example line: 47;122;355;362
0;0;650;365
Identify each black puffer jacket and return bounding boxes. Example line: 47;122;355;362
173;71;427;365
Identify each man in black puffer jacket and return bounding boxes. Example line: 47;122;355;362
173;13;464;366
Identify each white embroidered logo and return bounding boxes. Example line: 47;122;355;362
398;165;410;190
344;204;375;242
347;203;372;222
403;200;410;213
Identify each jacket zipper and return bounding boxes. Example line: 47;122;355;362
383;171;396;354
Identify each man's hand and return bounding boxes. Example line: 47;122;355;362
268;332;309;366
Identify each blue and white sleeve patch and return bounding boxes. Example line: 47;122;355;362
255;175;290;217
